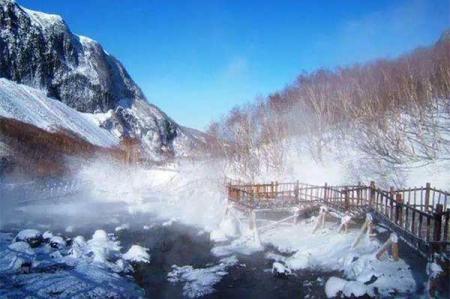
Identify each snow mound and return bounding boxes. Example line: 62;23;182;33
87;230;121;263
49;236;66;249
168;256;238;298
210;214;240;242
0;230;144;298
115;223;130;232
14;229;41;241
123;245;150;263
14;229;42;247
272;261;292;277
325;277;374;298
343;254;416;297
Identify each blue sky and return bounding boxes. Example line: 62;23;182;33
19;0;450;130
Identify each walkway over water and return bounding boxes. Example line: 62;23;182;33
226;179;450;257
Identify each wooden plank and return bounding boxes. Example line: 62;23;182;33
425;183;431;212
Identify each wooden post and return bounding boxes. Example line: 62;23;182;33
389;187;395;220
391;233;399;261
395;193;403;226
275;181;278;197
313;206;328;233
294;180;299;202
249;210;255;230
425;183;431;212
369;181;375;209
376;233;399;261
249;210;260;245
444;208;449;243
352;214;370;248
338;212;351;233
376;237;392;260
344;187;349;211
357;182;361;206
433;204;444;253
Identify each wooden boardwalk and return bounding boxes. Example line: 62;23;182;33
226;179;450;257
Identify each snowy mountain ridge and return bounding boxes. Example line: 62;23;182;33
0;78;119;147
0;0;205;159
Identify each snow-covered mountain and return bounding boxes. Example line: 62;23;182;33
0;0;205;159
0;78;119;147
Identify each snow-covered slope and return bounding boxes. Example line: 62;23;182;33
0;0;205;158
0;78;119;147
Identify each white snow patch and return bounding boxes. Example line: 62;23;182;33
123;245;150;263
115;223;130;232
14;229;41;242
168;256;238;298
325;277;347;298
49;236;65;249
272;261;292;276
86;230;121;263
325;277;374;298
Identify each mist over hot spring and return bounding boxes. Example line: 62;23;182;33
1;0;449;298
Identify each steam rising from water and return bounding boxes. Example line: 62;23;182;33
1;157;227;232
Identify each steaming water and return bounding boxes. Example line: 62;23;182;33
0;191;430;298
0;201;337;298
0;159;433;298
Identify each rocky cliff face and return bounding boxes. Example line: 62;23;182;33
0;0;204;158
0;0;141;112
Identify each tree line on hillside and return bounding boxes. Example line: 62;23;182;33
206;33;450;180
0;117;142;178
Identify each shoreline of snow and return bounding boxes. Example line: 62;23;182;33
210;212;417;297
0;229;149;298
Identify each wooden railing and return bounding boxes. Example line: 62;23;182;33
226;179;450;254
0;179;87;204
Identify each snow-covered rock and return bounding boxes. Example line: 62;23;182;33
342;254;416;297
210;215;240;242
14;229;42;247
115;223;130;232
86;230;121;263
68;235;88;259
42;231;53;242
49;236;66;249
325;277;348;298
325;277;374;298
0;230;145;297
168;255;238;298
272;261;292;278
427;261;443;279
123;245;150;263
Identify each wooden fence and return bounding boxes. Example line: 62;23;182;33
0;179;87;204
226;179;450;255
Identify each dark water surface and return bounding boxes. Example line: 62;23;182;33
118;223;338;299
1;197;431;299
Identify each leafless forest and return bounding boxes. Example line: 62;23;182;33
207;34;450;181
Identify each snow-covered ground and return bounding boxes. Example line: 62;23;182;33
0;229;149;298
0;78;119;147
